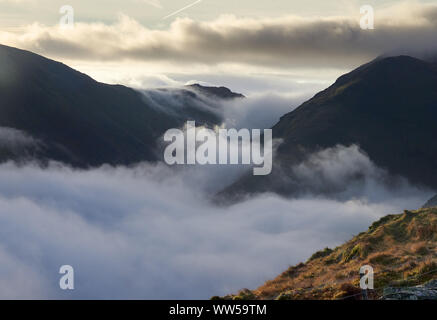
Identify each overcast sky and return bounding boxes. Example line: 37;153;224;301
1;0;437;93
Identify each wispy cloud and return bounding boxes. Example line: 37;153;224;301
141;0;163;9
163;0;203;19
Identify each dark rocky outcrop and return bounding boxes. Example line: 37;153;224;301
383;280;437;300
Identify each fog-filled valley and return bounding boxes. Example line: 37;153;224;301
0;82;433;298
1;26;437;298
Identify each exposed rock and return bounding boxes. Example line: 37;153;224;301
383;280;437;300
422;195;437;208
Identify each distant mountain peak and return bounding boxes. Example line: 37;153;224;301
0;44;241;167
218;54;437;202
378;47;437;65
186;83;245;99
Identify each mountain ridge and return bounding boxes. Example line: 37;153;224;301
0;44;243;167
218;55;437;203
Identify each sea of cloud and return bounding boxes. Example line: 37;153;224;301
0;85;433;299
1;0;436;299
0;145;431;299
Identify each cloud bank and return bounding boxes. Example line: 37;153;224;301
2;2;437;69
137;86;305;131
0;144;431;299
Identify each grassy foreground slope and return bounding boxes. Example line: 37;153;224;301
218;207;437;300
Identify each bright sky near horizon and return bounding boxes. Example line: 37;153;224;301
0;0;434;26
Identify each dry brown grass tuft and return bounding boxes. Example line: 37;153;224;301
224;207;437;300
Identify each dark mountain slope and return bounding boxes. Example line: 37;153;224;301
275;56;437;184
0;44;175;165
0;44;242;166
220;56;437;201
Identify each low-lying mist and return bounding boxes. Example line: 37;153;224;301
0;90;433;299
0;146;431;299
138;86;307;130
